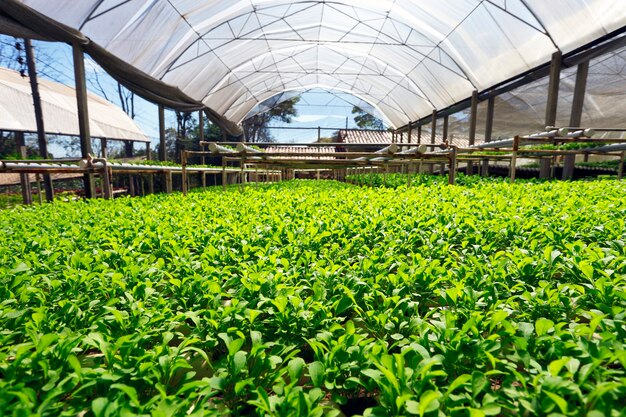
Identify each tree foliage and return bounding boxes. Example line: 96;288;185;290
242;97;300;142
352;106;384;130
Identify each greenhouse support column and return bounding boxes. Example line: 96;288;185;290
430;110;437;144
318;126;321;142
467;90;479;175
158;105;168;193
407;124;412;144
569;61;589;128
199;110;205;165
25;38;53;202
485;96;494;143
545;51;562;128
72;40;95;198
430;110;437;174
442;115;449;141
146;143;154;194
158;105;166;161
101;138;107;159
417;125;422;144
15;132;32;205
563;60;589;180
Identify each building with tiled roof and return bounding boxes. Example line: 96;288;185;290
265;146;336;160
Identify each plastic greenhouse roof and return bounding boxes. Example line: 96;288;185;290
0;67;149;142
3;0;626;131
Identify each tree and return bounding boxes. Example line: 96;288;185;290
242;97;300;142
352;106;384;130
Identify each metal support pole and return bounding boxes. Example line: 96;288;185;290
545;51;562;128
158;105;166;161
101;138;108;159
72;40;95;198
467;90;479;175
430;110;437;144
198;110;205;165
407;124;412;144
442;115;449;141
485;96;495;143
469;90;478;146
25;38;53;202
417;125;422;145
562;61;589;180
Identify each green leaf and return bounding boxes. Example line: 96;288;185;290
111;383;139;407
233;350;247;375
406;400;420;415
472;371;488;400
288;357;305;383
418;390;441;416
544;390;568;414
309;361;325;388
535;318;554;337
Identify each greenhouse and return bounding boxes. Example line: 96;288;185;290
1;1;626;416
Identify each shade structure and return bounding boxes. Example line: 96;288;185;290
3;1;625;130
0;67;149;142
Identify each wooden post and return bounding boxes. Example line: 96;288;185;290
101;138;108;159
449;146;457;185
240;161;247;192
545;51;562;128
35;173;43;204
165;171;173;193
618;151;625;180
417;124;422;145
510;136;519;183
128;175;135;196
222;160;227;191
182;151;188;195
102;164;113;200
442;115;449;141
25;39;53;202
317;126;321;142
481;159;489;177
407;124;412;144
539;158;551;179
485;96;495;143
18;142;32;205
72;40;95;198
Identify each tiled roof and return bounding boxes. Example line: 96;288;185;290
338;130;391;144
264;146;336;160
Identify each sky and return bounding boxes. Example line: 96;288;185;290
1;36;388;155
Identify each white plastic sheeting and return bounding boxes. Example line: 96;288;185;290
0;67;149;141
16;0;626;128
